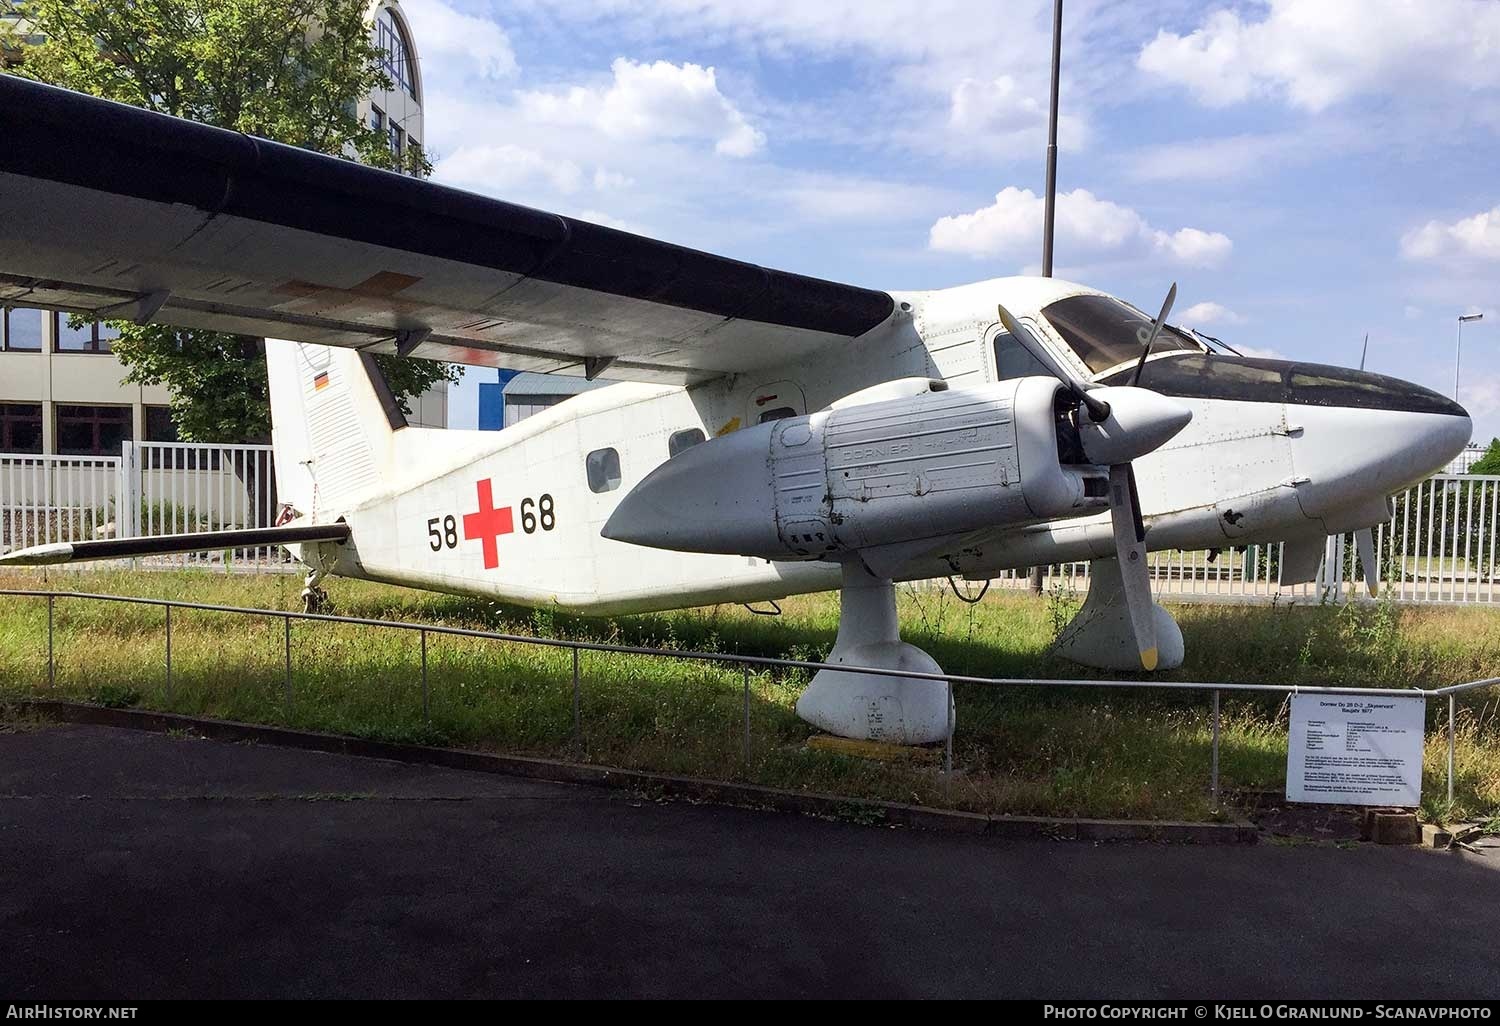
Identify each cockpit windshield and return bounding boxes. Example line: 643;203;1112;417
1041;294;1202;375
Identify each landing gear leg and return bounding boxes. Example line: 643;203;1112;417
795;560;953;744
301;568;329;615
1054;556;1184;671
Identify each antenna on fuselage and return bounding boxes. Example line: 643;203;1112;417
1359;333;1369;371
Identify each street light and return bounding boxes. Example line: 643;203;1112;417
1456;313;1483;402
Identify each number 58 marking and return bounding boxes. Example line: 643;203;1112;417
427;515;458;551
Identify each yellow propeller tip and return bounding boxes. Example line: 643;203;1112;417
1140;647;1159;672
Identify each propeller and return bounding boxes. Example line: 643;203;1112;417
1131;283;1177;385
998;286;1189;670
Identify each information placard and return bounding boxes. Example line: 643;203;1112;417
1286;694;1425;806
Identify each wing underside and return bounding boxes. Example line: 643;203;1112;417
0;76;895;385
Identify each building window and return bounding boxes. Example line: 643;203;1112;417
586;447;622;493
369;104;385;133
145;406;179;443
668;428;705;458
0;403;43;454
2;307;43;351
55;315;115;353
375;9;417;100
389;122;405;159
55;404;132;456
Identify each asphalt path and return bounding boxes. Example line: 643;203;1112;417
1;724;1496;999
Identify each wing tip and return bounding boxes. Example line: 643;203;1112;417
1140;647;1159;672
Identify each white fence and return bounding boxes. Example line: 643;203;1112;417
989;473;1500;605
0;441;289;572
1;449;1498;602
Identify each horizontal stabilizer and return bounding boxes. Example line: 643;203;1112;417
0;523;351;566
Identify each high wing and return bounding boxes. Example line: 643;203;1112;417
0;523;351;566
0;76;896;385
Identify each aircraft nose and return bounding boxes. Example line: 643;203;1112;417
1283;363;1472;518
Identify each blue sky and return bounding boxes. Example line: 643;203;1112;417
401;0;1500;444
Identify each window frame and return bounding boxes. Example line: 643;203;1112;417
585;447;622;494
0;402;43;454
54;314;117;354
54;403;133;457
1;307;44;352
667;428;706;458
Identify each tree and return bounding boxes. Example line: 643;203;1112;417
1468;438;1500;477
4;0;459;442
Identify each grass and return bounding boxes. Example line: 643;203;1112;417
1;568;1498;824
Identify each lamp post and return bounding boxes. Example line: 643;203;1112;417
1456;313;1483;402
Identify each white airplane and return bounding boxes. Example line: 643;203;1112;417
0;77;1472;744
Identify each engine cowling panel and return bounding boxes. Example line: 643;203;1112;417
602;376;1112;562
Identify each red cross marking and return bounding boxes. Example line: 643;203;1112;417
462;479;514;569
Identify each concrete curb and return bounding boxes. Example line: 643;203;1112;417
14;700;1259;845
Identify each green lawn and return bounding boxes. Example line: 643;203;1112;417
2;568;1497;824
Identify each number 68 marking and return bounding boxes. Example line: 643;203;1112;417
520;494;555;534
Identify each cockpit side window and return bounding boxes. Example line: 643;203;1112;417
1042;294;1200;375
992;329;1051;381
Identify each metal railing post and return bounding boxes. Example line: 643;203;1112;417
1448;693;1456;807
571;647;581;748
164;603;172;703
1211;689;1221;808
46;593;54;689
283;614;292;721
420;628;429;725
944;678;954;798
742;663;751;776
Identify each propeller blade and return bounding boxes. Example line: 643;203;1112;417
1130;282;1178;386
1355;528;1379;597
996;302;1111;422
1108;463;1158;670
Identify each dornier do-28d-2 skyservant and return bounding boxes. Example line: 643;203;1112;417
0;76;1471;745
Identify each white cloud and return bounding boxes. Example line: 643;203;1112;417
928;187;1232;268
1401;205;1500;263
592;168;634;191
435;144;584;196
1179;301;1245;327
1138;0;1500;112
399;0;518;79
519;58;765;157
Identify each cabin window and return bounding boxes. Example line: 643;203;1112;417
586;447;622;493
992;330;1051;380
757;407;797;424
1042;294;1198;375
668;428;705;457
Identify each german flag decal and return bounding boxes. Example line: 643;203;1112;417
313;371;330;391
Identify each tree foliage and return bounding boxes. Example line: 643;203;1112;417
1468;438;1500;477
4;0;459;441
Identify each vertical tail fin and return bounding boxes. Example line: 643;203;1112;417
266;340;405;520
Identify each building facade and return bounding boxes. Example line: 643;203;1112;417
0;0;443;461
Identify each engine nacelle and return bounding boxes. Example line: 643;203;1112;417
602;377;1111;562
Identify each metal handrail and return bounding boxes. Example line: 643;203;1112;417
4;586;1497;810
1;587;1482;696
